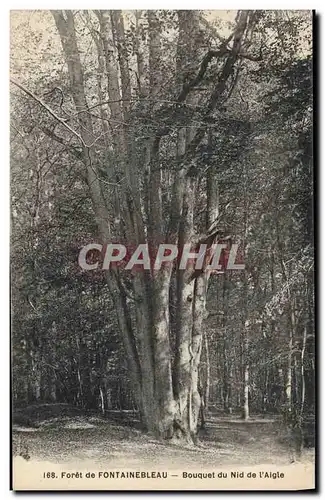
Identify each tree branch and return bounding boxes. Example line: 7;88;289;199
10;79;87;147
41;127;83;159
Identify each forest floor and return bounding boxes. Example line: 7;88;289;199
12;404;315;468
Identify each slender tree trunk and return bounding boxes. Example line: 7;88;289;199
300;325;307;418
241;171;250;420
222;274;231;413
135;11;146;96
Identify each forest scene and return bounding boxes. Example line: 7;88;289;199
10;10;314;472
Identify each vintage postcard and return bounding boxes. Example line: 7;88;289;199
10;9;315;491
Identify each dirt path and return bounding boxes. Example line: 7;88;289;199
12;412;315;468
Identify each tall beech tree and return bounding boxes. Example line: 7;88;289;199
44;10;259;440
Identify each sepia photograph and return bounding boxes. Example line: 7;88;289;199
10;9;315;491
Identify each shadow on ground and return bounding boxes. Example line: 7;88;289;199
12;404;315;468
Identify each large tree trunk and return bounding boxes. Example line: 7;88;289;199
199;330;210;429
50;9;252;441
